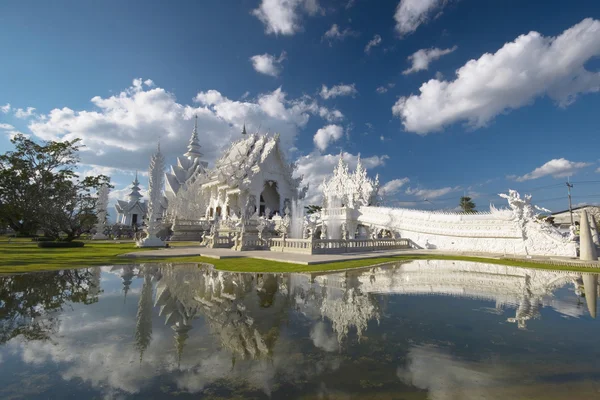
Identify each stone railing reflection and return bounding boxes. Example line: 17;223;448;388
268;237;412;254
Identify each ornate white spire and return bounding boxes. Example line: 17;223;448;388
184;115;203;160
129;171;143;202
138;142;166;247
92;183;110;239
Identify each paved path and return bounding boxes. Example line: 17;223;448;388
119;245;600;268
120;246;425;265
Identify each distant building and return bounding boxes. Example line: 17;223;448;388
551;205;600;228
115;172;147;227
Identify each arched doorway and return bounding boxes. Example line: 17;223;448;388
260;181;280;217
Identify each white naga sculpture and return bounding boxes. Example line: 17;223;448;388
138;143;167;247
92;183;110;240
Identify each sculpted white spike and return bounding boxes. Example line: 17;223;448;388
138;143;167;247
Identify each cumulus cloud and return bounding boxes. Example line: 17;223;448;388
250;51;287;77
313;124;343;151
14;107;37;119
393;18;600;134
252;0;321;35
295;152;388;203
1;103;10;113
310;322;339;352
403;46;457;74
381;178;410;195
397;345;504;400
322;24;359;44
0;123;15;130
364;34;382;53
376;83;396;94
405;185;459;199
394;0;447;36
511;158;592;182
25;79;340;172
320;83;358;99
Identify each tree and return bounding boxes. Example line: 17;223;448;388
459;196;476;213
0;134;111;239
40;174;112;241
304;205;322;215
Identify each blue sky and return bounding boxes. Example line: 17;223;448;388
1;0;600;212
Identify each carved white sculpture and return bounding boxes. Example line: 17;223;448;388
92;183;110;239
165;115;209;202
138;143;166;247
322;154;379;209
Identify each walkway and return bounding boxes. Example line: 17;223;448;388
120;245;600;268
120;246;422;265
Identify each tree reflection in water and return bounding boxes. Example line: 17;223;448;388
0;268;101;344
0;261;598;399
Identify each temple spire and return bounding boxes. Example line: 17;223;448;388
184;115;203;160
128;171;143;202
241;123;247;135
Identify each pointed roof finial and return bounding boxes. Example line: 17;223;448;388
129;171;143;201
184;115;203;160
241;122;247;135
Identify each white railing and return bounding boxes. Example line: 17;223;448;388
268;238;412;254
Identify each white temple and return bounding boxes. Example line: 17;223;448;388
115;172;147;227
113;117;583;257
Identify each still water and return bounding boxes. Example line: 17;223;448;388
0;260;599;399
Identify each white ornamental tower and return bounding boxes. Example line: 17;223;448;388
92;183;110;239
138;143;167;247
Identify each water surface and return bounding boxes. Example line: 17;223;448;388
1;260;599;399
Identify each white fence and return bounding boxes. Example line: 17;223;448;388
268;238;413;255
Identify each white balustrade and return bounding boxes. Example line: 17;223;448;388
268;237;411;254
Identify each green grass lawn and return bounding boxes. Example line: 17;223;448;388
1;239;599;274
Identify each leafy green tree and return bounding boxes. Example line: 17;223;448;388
304;205;322;215
0;134;111;240
459;196;476;213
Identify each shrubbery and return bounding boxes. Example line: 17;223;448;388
37;241;85;248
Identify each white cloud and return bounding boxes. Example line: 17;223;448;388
296;152;388;203
143;79;155;87
381;178;410;195
596;167;600;173
0;123;15;130
323;24;359;44
313;124;343;151
405;185;459;199
393;19;600;134
310;322;339;352
402;46;457;75
252;0;321;36
1;103;10;113
320;83;357;99
250;51;287;77
376;83;396;94
26;79;338;172
14;107;36;119
512;158;592;182
394;0;446;36
364;34;382;54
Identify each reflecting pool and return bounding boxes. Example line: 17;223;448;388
1;260;599;399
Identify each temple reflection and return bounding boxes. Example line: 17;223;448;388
104;260;600;362
1;261;599;399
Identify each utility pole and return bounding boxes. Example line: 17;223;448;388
566;180;574;227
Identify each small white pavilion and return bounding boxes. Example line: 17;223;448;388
115;172;147;227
